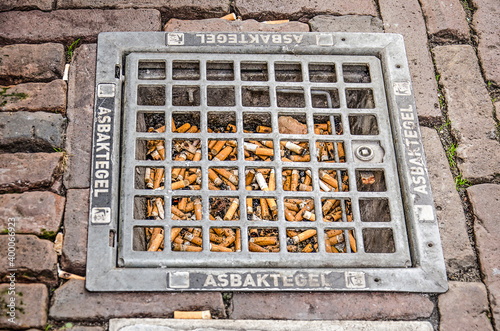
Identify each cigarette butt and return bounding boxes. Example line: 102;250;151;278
349;231;357;253
183;232;202;246
260;198;270;219
302;243;314;253
298;183;312;191
54;232;63;255
249;241;268;252
263;19;289;24
153;168;164;189
325;237;333;253
255;171;269;190
178;197;188;211
172;179;189;190
155;198;165;219
186;125;199;133
284;207;296;222
322;199;337;215
174;310;211;319
245;169;255;186
294;199;314;222
214;168;238;185
284;202;299;212
268;169;276;191
291;170;299;191
329;234;345;245
171;118;176;132
210;243;233;252
208;139;217;150
292;229;316;244
235;229;241;251
287;155;310;162
283;174;291;191
209;232;223;244
266;197;277;212
208;168;223;186
171;228;182;242
145;167;154;189
172;243;203;252
148;233;164;251
256;125;272;133
250;236;278;246
319;170;338;188
286;229;298;237
211;140;226;156
58;269;85;280
303;210;316;221
281;141;304;154
338;142;345;159
220;234;235;247
224;198;239;220
213;146;233;161
172;205;186;219
176;123;191;133
220;12;236;20
194;198;202;220
254;147;274;157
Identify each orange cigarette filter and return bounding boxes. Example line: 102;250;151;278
213;146;233;161
210;243;233;252
176;123;191;133
250;236;278;246
224;198;239;220
174;310;211;319
256;125;272;133
249;241;268;252
194;199;202;220
147;233;164;251
210;140;226;156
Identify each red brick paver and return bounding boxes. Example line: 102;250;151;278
433;45;500;181
379;0;442;125
0;191;65;236
419;0;470;43
438;281;494;331
0;9;162;44
49;279;226;321
0;283;49;330
0;235;58;285
468;184;500;326
230;292;434;320
0;43;65;85
0;80;67;113
0;152;63;193
236;0;378;21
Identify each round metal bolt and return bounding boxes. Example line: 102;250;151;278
355;146;374;161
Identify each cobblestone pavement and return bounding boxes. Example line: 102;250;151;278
0;0;499;330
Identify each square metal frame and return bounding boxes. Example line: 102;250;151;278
86;31;447;292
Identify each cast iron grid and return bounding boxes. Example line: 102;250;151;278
86;32;447;292
119;53;411;268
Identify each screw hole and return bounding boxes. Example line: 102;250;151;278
427;242;434;248
341;38;346;41
396;64;401;69
374;278;380;282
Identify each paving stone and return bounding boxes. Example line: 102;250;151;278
56;327;104;331
0;43;65;85
108;319;434;331
379;0;441;125
0;191;65;236
472;0;500;84
0;283;48;330
0;152;63;193
420;127;477;279
419;0;470;43
468;184;500;326
309;15;384;33
49;279;226;321
64;44;96;189
0;111;66;152
0;235;58;286
0;9;161;44
236;0;378;21
1;80;67;113
438;281;493;331
164;18;310;32
230;292;434;320
0;0;53;11
61;189;89;276
57;0;229;19
433;45;500;181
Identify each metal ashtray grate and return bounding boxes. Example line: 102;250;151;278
86;32;447;292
